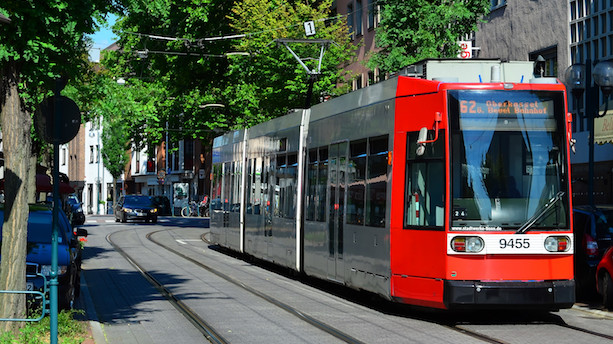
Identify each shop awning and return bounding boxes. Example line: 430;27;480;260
0;173;75;194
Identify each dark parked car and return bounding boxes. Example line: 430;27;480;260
151;195;171;216
574;205;613;297
0;204;87;310
114;195;158;223
64;194;85;225
596;246;613;309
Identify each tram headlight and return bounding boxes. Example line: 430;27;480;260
451;236;484;253
544;236;570;252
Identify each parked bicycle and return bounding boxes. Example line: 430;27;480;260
181;201;199;217
181;198;210;217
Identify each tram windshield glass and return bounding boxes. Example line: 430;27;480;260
449;89;569;231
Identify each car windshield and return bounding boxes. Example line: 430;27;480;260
449;89;569;231
124;196;154;206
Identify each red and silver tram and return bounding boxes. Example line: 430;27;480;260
210;59;575;310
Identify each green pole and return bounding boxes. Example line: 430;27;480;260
49;82;61;344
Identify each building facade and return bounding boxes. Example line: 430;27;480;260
337;0;382;89
474;0;613;205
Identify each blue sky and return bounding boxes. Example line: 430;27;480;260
87;14;118;62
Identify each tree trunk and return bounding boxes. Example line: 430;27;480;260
27;153;36;204
0;61;33;333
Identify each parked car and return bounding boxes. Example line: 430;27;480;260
574;205;613;297
64;193;85;225
0;204;87;310
114;195;158;223
151;195;171;216
596;246;613;309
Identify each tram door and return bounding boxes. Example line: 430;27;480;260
221;162;232;246
327;142;347;281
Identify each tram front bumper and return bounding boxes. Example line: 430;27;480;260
444;280;575;310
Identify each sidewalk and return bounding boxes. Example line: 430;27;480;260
75;273;106;344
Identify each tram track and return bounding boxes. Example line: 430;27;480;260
145;229;366;344
105;225;613;344
106;231;229;344
441;310;613;344
107;227;365;344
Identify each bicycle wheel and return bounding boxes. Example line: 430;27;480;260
181;206;190;218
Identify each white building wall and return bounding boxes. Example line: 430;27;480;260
83;120;115;215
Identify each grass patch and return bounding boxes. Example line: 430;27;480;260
0;310;90;344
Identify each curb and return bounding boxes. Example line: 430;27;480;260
78;272;106;343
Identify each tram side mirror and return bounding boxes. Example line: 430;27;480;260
416;127;428;156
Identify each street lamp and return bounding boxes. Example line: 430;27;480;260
198;103;225;109
0;14;10;24
565;59;613;207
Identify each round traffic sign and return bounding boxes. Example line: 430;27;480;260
35;96;81;144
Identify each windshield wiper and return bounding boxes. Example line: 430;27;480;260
516;191;565;234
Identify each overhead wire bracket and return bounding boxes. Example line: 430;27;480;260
274;39;335;76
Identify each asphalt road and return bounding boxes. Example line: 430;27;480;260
77;215;613;344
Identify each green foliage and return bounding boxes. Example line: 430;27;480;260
101;114;130;180
97;0;353;145
368;0;490;73
0;1;113;107
226;0;353;121
0;310;88;344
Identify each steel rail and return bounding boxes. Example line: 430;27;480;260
106;231;229;344
146;230;366;344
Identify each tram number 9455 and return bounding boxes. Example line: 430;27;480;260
499;238;530;249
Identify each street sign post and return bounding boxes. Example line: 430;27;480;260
35;80;80;344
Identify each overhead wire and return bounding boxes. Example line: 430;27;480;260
123;0;383;45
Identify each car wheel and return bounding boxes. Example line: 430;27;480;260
60;276;76;310
603;271;613;310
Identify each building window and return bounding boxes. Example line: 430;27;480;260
135;151;140;174
347;3;354;38
529;46;558;77
95;145;100;163
355;0;363;36
61;147;67;166
355;74;363;90
367;0;377;29
89;145;94;164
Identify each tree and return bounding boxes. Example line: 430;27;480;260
0;1;111;332
225;0;353;123
368;0;490;73
101;0;353;144
101;115;130;209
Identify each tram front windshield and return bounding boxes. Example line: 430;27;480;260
449;89;569;231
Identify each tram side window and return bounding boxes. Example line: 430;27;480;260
347;139;367;225
306;149;318;221
366;136;388;227
211;164;222;210
275;154;286;217
405;131;445;228
233;161;242;213
223;163;232;211
246;159;253;215
317;147;329;222
286;153;298;219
